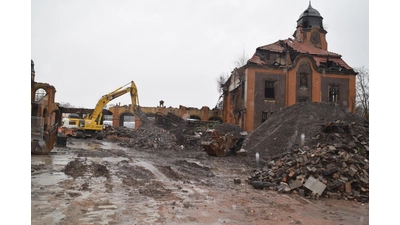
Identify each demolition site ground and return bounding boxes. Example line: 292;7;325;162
31;102;369;225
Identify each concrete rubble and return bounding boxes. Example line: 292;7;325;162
244;102;369;202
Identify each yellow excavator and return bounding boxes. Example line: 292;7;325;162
61;81;148;140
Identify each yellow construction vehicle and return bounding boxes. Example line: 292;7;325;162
61;81;144;140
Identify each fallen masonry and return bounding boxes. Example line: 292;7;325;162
243;102;369;202
247;135;369;202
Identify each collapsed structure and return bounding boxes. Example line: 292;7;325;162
31;60;62;154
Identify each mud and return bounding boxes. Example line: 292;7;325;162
31;138;368;225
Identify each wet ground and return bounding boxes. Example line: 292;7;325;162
31;138;369;225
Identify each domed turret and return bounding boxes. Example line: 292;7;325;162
297;1;325;31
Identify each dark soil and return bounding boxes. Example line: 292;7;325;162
241;102;368;161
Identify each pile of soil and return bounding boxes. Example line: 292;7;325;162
64;158;110;178
241;102;368;161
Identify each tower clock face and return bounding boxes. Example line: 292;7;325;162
310;31;320;44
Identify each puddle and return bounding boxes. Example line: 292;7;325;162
31;155;54;166
31;172;69;186
70;141;128;151
32;154;75;166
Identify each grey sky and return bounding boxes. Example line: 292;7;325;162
31;0;369;109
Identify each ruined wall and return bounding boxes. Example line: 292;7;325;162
321;76;350;108
252;71;286;129
109;105;223;130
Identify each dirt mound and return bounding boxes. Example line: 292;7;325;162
213;123;246;137
241;102;368;160
64;158;110;178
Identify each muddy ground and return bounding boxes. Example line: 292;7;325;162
31;137;368;225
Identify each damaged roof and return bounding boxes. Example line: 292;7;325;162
249;38;353;70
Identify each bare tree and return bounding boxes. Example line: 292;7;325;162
216;72;229;94
214;72;229;109
355;67;369;121
214;50;249;109
233;49;249;68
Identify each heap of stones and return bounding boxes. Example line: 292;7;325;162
248;119;369;202
102;118;247;151
103;124;183;151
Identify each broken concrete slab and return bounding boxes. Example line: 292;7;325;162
289;179;303;190
303;176;326;196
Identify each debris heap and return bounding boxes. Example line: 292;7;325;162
241;102;368;160
104;124;182;151
242;102;369;202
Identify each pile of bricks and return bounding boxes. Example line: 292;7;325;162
248;123;369;202
248;121;369;202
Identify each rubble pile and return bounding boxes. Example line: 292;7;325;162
212;123;247;137
102;118;247;151
248;136;369;202
103;125;136;139
104;124;183;151
241;102;368;160
199;123;246;142
242;102;369;201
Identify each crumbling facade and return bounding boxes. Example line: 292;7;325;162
109;104;223;130
31;59;61;154
222;2;357;132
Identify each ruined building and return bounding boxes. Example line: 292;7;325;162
31;59;61;154
222;2;357;132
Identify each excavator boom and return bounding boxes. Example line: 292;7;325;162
61;80;146;139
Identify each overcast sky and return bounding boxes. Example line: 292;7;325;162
31;0;369;109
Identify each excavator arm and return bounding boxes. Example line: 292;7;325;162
86;81;139;124
60;80;148;140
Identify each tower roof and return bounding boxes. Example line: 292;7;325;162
298;1;322;19
296;1;325;31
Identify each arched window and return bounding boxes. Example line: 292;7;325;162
35;88;47;101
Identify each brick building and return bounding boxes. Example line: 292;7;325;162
222;2;357;132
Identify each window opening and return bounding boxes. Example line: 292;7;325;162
329;86;339;103
299;73;308;89
262;112;268;123
35;88;46;101
265;81;275;99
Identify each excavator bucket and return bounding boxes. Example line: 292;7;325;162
31;139;49;155
31;117;58;155
134;107;151;125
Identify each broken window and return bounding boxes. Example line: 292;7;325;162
35;88;46;101
262;112;274;123
329;85;339;103
262;112;268;123
264;81;275;99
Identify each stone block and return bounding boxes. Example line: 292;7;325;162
348;166;358;176
345;182;352;193
359;176;369;184
289;179;303;190
303;176;326;196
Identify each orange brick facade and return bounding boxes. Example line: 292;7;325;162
222;3;357;132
